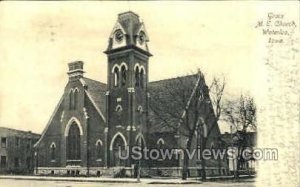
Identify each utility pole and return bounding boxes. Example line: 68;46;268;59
200;121;206;181
137;135;141;182
34;148;38;175
137;110;143;182
230;124;237;179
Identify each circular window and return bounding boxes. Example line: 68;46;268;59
138;31;146;45
114;29;124;43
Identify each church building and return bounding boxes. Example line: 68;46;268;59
34;11;225;177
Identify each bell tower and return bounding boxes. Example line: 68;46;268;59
104;11;152;167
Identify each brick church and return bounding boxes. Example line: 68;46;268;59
34;11;225;177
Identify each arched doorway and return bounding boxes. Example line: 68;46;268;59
67;122;81;161
111;135;126;167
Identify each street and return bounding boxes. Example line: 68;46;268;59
0;179;255;187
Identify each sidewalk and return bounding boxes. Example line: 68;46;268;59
0;175;255;184
0;175;201;184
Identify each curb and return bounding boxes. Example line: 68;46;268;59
0;175;255;184
0;176;139;183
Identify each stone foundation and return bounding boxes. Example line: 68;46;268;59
35;166;229;177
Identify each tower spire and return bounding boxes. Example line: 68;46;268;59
104;11;151;56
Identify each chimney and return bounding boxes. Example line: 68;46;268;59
68;61;85;81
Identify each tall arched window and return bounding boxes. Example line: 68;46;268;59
140;68;144;88
50;143;56;160
67;123;81;160
69;90;74;110
112;135;126;166
74;89;79;109
135;66;140;87
121;65;127;86
95;140;102;160
113;67;119;87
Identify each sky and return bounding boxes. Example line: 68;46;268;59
0;1;297;133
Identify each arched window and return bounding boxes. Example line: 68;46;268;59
115;105;123;112
137;105;143;113
135;66;140;87
111;135;126;166
69;90;74;110
135;135;146;160
140;68;144;88
210;142;215;149
135;134;146;148
156;138;165;146
95;139;102;160
50;143;56;160
113;67;119;87
121;65;127;86
74;89;79;109
67;122;81;160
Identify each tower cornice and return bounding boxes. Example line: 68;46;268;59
104;44;152;57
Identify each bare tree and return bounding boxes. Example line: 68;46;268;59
149;70;224;180
224;94;256;131
224;94;257;178
209;76;226;121
209;76;226;174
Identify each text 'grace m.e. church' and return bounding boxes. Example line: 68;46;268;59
34;11;224;177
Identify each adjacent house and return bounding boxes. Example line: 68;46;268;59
0;127;40;174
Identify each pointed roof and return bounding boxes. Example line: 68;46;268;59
118;11;141;36
105;11;151;56
81;77;107;119
147;74;201;133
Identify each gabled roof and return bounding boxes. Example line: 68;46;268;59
147;74;201;134
0;127;40;138
81;77;107;119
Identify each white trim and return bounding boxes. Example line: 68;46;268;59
109;21;127;38
104;127;108;133
137;105;143;113
115;104;123;112
73;87;80;92
79;78;87;87
83;107;89;119
64;117;83;136
134;64;146;75
69;88;74;94
111;64;120;73
120;62;128;70
178;74;202;128
85;90;106;123
109;132;128;151
139;65;146;74
135;133;146;147
156;138;165;145
95;139;103;146
127;87;135;92
50;142;56;148
34;94;64;148
134;63;140;71
60;111;64;123
135;23;149;41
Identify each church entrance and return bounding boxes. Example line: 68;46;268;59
66;122;81;165
111;135;126;167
